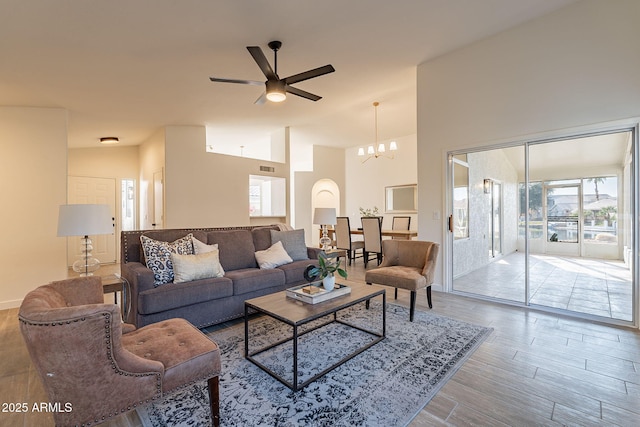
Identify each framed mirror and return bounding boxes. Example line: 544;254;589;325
385;184;417;213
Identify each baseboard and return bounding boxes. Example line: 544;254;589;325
0;299;23;310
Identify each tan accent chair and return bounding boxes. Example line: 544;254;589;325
365;240;439;321
335;216;364;265
18;276;221;427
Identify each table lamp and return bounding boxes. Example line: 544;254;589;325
313;207;336;251
57;204;113;276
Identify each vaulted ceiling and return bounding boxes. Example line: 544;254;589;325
1;0;578;150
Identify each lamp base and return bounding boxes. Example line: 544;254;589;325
72;236;101;276
320;225;332;251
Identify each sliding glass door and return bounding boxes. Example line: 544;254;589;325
449;128;637;325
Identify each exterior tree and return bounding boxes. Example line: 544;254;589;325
586;177;606;201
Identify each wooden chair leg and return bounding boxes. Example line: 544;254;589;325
410;291;416;322
347;250;352;266
394;288;398;300
363;251;369;268
207;376;220;427
426;285;433;309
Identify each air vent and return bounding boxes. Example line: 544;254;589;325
260;166;275;173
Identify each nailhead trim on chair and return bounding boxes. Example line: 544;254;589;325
19;311;163;426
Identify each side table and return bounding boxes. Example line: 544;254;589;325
102;274;129;320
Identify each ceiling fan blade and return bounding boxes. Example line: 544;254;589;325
285;85;322;101
283;64;335;85
247;46;277;81
254;93;267;105
209;77;263;86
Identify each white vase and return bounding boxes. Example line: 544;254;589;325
322;275;335;291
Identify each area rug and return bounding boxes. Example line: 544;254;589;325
137;302;492;427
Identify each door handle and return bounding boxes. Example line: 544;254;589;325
448;215;453;232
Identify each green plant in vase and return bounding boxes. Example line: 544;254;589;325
309;253;347;291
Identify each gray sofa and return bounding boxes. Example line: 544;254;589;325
121;225;321;328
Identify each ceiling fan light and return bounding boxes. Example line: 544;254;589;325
265;80;286;102
389;141;398;151
100;137;119;145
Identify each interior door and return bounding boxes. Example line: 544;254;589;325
153;170;164;229
490;181;502;258
544;183;581;256
67;176;117;265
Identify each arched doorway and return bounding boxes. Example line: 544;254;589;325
311;179;340;247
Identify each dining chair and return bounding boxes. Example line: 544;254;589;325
392;216;411;239
19;276;222;427
335;216;364;265
361;216;383;268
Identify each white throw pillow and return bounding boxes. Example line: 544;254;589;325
192;237;218;254
255;241;293;269
171;250;225;284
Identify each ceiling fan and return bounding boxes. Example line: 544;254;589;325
209;41;335;104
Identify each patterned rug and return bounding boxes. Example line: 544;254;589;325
137;301;492;426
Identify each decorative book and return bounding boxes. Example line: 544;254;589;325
286;282;351;304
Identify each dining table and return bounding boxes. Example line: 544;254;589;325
350;229;417;239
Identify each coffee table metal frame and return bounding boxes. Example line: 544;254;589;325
244;285;386;391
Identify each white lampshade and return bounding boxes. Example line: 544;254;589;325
313;207;337;225
389;141;398;151
378;143;386;153
358;147;365;156
367;145;375;155
57;204;113;237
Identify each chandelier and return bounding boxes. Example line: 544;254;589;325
357;101;397;163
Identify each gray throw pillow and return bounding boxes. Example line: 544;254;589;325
270;229;309;261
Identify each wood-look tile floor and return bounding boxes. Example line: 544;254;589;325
1;261;639;426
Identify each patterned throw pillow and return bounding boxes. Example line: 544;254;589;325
140;233;194;286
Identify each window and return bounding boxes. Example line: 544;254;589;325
249;175;286;217
453;155;469;239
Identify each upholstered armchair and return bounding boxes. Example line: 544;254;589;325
365;240;439;321
18;276;221;427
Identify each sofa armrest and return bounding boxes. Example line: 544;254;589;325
121;262;155;324
307;247;322;260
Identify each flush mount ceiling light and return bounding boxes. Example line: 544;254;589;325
358;102;398;163
100;137;119;145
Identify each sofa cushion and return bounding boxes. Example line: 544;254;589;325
254;241;293;269
206;230;257;271
270;229;309;261
277;259;320;285
137;277;234;315
171;251;225;284
140;234;194;286
224;268;285;296
251;226;279;251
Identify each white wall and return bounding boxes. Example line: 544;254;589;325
139;128;165;230
0;107;68;308
163;125;289;228
417;0;640;287
294;145;346;246
345;134;418;229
